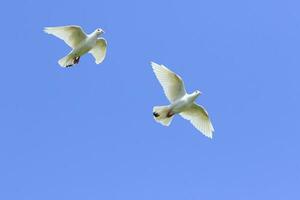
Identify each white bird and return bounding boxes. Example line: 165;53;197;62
44;25;107;68
151;62;214;138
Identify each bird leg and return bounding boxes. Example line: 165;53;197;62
153;111;174;118
65;56;80;68
66;64;73;68
166;111;174;118
153;112;160;117
74;56;80;64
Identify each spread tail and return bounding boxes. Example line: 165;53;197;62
58;54;74;67
153;105;174;126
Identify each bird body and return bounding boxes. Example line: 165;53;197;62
170;92;200;113
64;30;98;66
44;25;107;67
151;62;214;138
70;31;98;56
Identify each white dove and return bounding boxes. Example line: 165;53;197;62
151;62;214;138
44;25;107;68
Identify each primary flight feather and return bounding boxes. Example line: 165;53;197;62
44;25;107;68
151;62;214;138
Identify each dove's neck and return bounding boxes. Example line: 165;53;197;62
89;31;100;39
188;92;200;102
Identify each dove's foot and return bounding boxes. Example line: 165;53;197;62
66;64;73;68
166;111;174;118
153;112;160;118
74;56;80;64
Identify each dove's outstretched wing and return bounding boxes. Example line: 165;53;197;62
44;25;87;48
89;38;107;64
180;103;214;138
151;62;186;102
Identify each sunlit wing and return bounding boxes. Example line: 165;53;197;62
151;62;186;102
89;38;107;64
180;103;214;138
44;25;87;48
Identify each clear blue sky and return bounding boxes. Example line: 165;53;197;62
0;0;299;199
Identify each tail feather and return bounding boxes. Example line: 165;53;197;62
58;54;74;67
153;105;174;126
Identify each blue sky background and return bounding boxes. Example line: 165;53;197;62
0;0;300;199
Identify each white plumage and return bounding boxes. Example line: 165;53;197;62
151;62;214;138
44;25;107;67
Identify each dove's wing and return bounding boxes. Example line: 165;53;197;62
151;62;186;102
89;38;107;64
44;25;87;48
180;103;214;138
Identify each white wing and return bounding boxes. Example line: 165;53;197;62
89;38;107;64
180;103;214;138
151;62;186;102
44;25;87;48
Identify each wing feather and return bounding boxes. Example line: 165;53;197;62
44;25;87;48
151;62;186;102
180;103;214;138
89;38;107;64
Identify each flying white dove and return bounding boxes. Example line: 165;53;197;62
44;25;107;68
151;62;214;138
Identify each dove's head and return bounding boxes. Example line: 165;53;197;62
193;90;202;97
95;28;105;36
